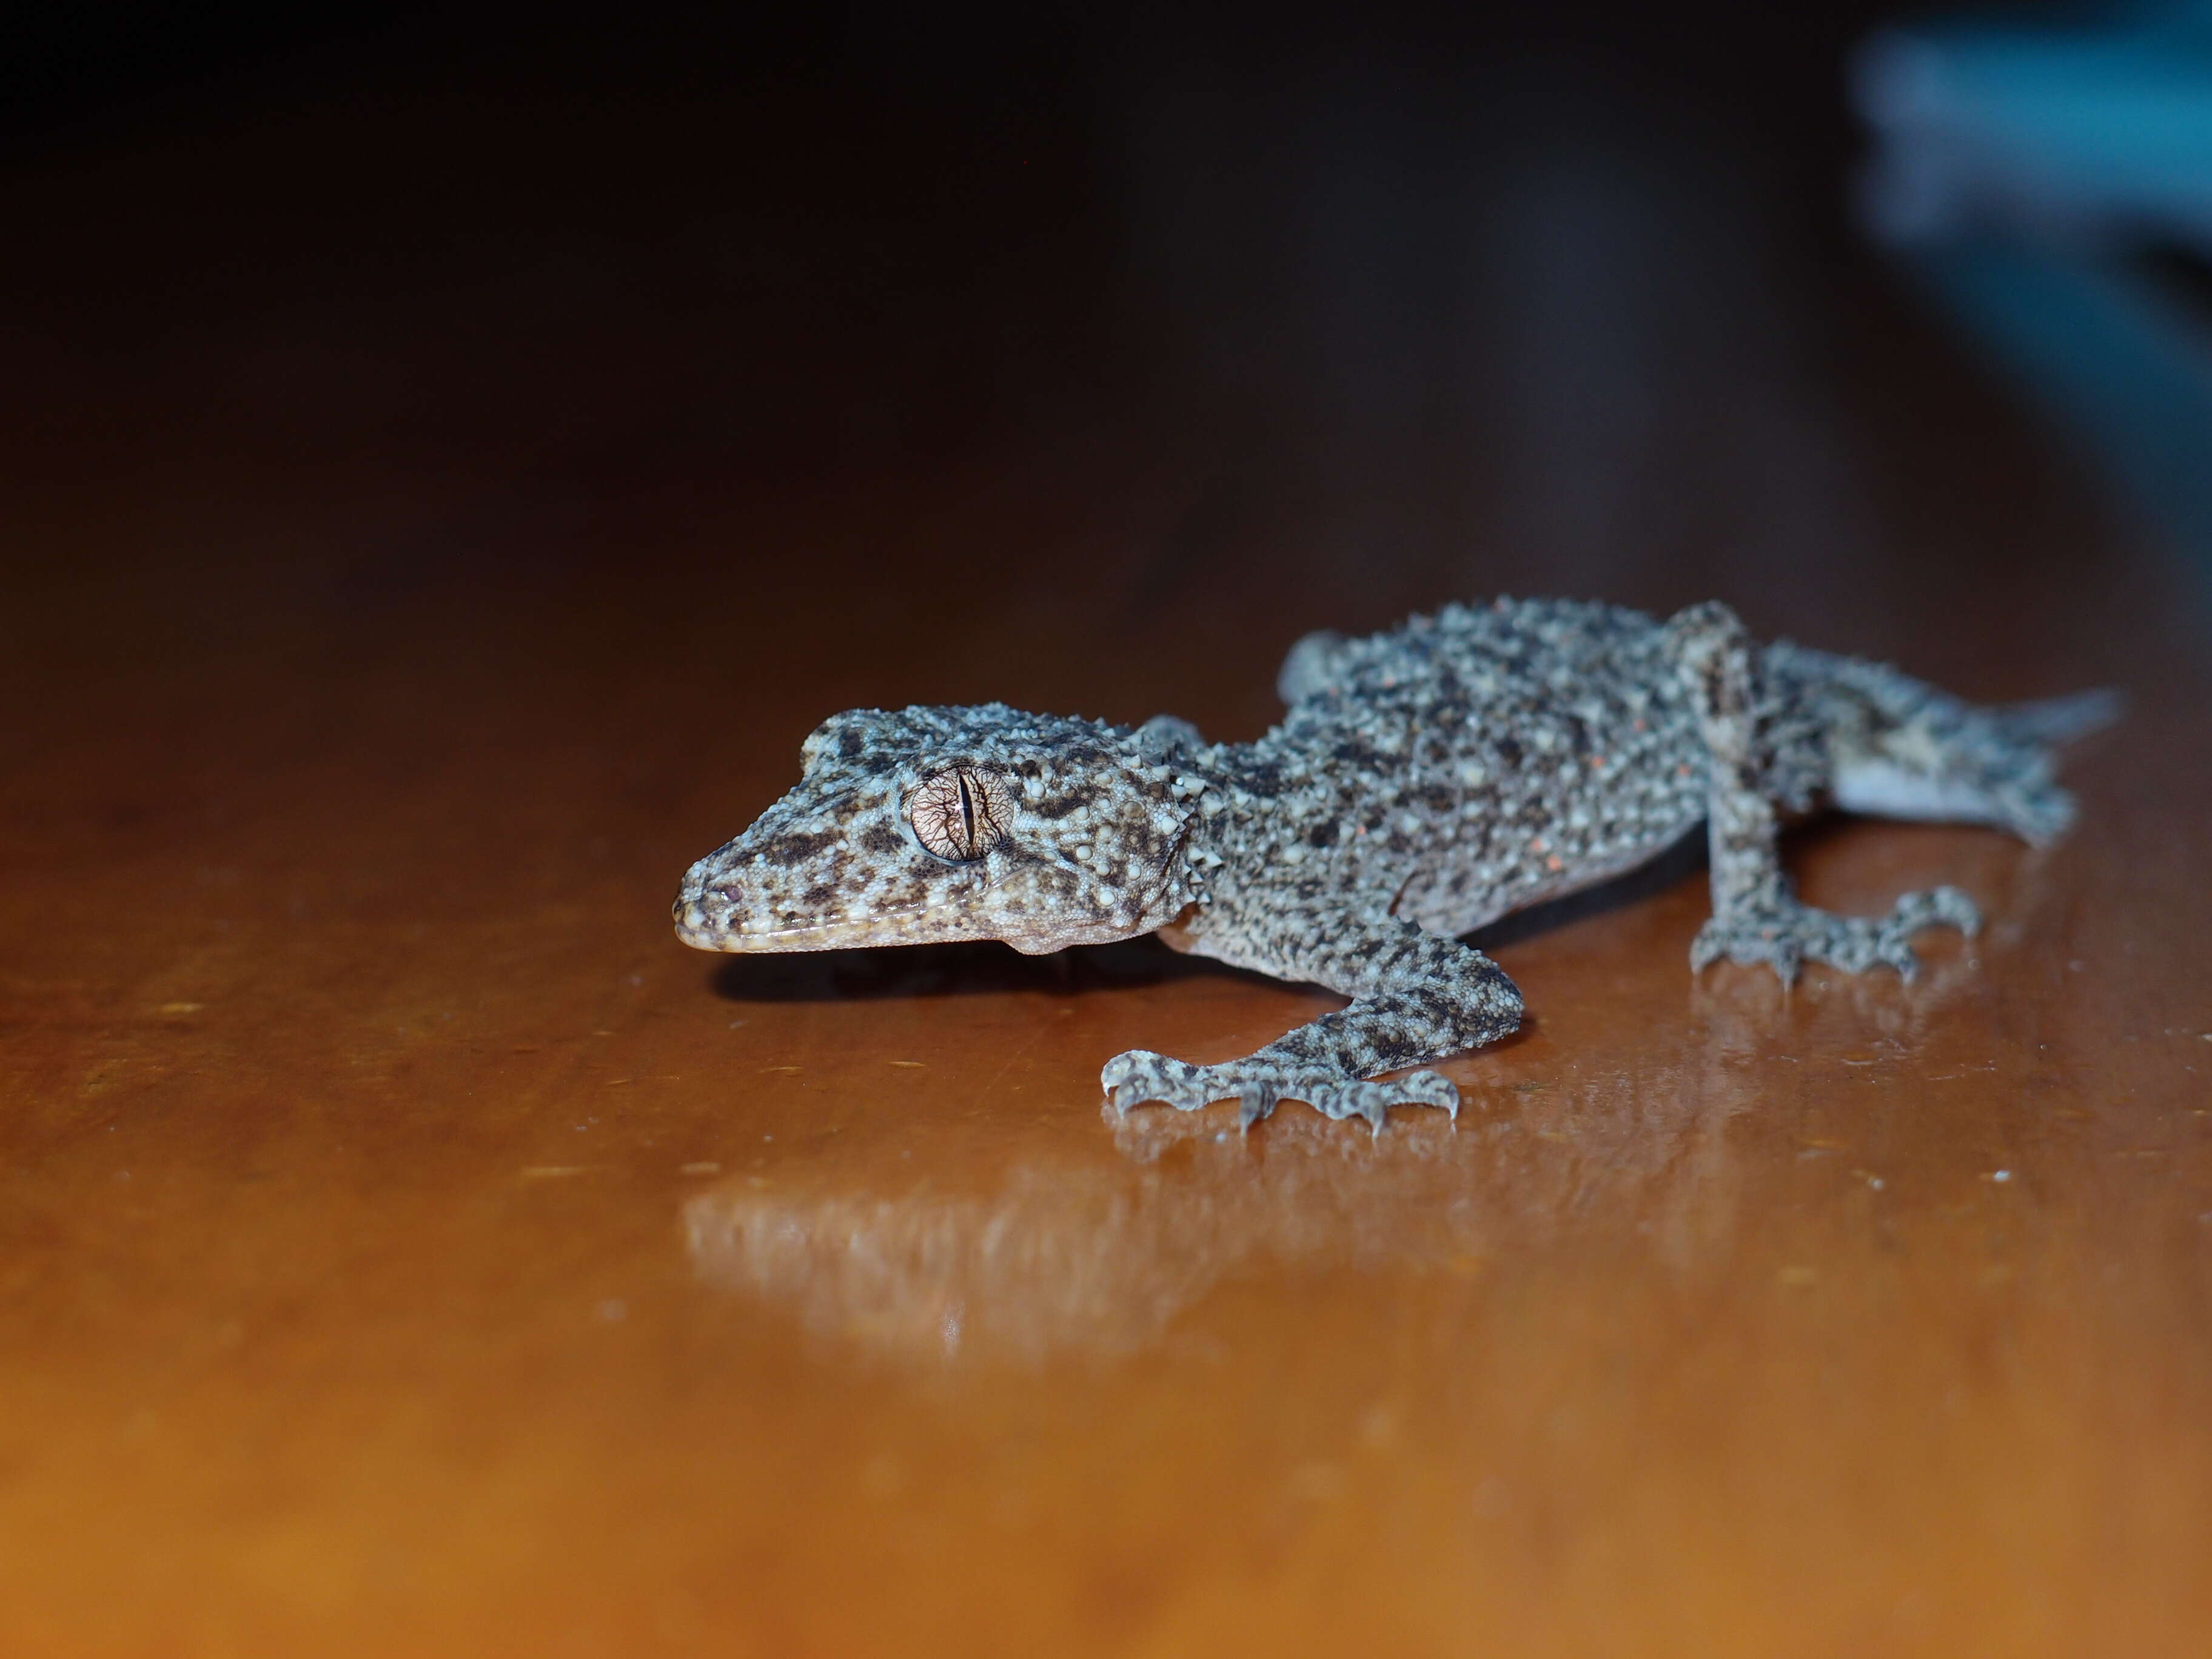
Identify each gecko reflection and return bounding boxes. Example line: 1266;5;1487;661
686;1079;1752;1366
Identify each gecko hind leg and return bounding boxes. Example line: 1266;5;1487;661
1669;602;1980;985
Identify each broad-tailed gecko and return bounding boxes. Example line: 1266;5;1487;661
674;598;2111;1129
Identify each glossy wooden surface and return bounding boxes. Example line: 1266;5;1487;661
5;35;2211;1657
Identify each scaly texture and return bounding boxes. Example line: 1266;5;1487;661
675;598;2106;1128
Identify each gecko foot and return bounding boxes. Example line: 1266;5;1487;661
1690;885;1980;985
1100;1050;1460;1133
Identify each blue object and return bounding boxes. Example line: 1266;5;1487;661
1854;5;2212;585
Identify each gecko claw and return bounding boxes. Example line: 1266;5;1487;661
1236;1087;1277;1132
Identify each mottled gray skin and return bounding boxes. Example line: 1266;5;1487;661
675;598;2111;1130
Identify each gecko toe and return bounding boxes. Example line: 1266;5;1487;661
1919;885;1982;937
1876;935;1920;980
1102;1050;1212;1113
1399;1070;1462;1116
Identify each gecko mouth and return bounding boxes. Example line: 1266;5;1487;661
673;900;981;952
671;870;994;953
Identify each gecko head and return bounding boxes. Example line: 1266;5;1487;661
672;703;1207;957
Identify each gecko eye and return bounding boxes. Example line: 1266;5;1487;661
908;767;1014;861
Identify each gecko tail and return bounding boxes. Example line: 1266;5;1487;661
1985;687;2125;748
1781;644;2113;848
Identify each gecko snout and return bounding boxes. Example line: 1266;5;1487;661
671;863;745;948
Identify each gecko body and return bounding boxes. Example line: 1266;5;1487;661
675;598;2111;1128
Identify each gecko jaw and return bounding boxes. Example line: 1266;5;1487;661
672;894;989;954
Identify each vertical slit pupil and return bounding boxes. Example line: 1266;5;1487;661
956;771;977;854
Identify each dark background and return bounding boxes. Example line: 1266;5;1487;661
4;0;2163;746
4;4;1900;152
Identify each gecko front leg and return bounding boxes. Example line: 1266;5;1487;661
1102;920;1523;1131
1668;601;1980;983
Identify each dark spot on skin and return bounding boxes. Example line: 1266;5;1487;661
801;883;837;908
1030;791;1091;820
1495;735;1523;768
765;830;837;865
1372;1036;1424;1068
1307;819;1338;848
858;822;903;856
1239;763;1285;797
1333;741;1383;769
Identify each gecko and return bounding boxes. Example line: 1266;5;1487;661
672;598;2114;1130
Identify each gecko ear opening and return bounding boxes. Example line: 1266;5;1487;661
908;766;1015;862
